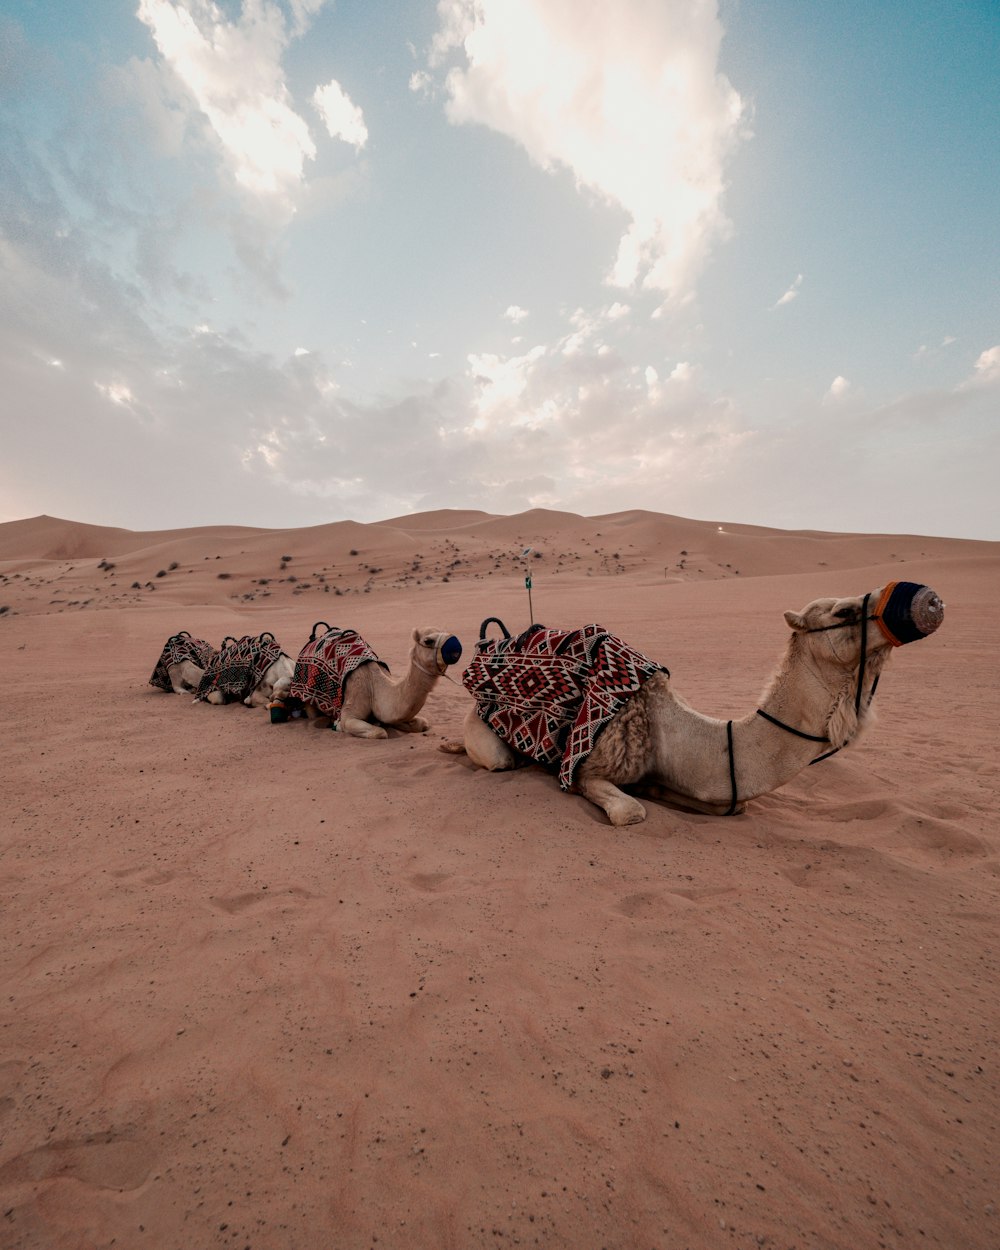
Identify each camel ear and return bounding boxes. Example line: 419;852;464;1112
784;610;809;632
412;627;421;643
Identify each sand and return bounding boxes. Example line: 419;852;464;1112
1;507;998;1250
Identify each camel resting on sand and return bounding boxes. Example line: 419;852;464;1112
149;632;215;695
278;622;462;738
441;581;944;826
195;633;293;707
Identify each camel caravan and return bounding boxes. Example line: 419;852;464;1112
149;580;944;824
149;623;464;737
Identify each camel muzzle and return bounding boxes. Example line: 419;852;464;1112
873;582;945;647
439;636;463;667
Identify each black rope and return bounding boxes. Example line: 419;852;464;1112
724;720;739;816
755;708;829;743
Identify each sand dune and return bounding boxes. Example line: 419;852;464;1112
2;507;998;1250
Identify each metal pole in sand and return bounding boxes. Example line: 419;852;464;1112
520;547;534;625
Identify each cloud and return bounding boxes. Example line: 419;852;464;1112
426;0;746;301
824;375;850;402
771;273;802;310
503;304;529;324
969;345;1000;386
136;0;319;200
313;79;368;148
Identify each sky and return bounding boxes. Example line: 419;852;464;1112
1;0;997;539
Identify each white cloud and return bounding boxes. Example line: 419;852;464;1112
504;304;530;323
427;0;746;301
965;345;1000;387
409;69;433;95
136;0;317;199
771;273;802;309
312;79;368;148
95;380;136;407
824;375;850;402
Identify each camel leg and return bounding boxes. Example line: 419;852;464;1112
302;703;332;729
388;716;429;733
204;690;226;705
634;781;747;817
339;715;389;739
169;661;203;694
462;709;518;771
574;769;648;827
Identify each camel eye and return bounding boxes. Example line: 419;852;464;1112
833;607;856;621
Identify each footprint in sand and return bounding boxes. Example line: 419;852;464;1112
0;1060;26;1123
211;885;316;913
109;865;175;885
408;872;453;893
0;1130;155;1191
814;798;892;823
614;886;735;916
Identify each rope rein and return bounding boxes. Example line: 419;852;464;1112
724;596;878;815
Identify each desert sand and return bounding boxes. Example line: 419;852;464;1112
1;506;998;1250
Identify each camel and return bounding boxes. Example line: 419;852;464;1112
441;581;944;826
277;622;462;738
195;633;293;707
149;632;215;695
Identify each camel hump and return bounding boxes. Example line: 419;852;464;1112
438;740;467;755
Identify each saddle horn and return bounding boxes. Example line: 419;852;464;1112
310;621;333;641
478;617;511;642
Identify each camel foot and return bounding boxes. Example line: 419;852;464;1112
392;717;429;734
604;795;648;827
341;717;389;738
205;691;225;705
438;741;467;755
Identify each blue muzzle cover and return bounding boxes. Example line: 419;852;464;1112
873;582;944;646
440;635;463;666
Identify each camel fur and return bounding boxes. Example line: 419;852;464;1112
444;585;943;826
242;654;295;708
284;626;460;739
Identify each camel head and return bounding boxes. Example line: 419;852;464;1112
244;653;295;707
411;627;463;676
783;582;944;656
782;582;944;746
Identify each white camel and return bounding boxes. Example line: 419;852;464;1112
443;582;944;826
195;633;293;707
278;623;462;738
149;632;215;695
242;654;295;707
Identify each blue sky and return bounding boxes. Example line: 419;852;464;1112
1;0;997;538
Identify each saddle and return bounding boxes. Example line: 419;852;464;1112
194;632;283;703
289;622;389;721
149;631;216;692
463;618;667;789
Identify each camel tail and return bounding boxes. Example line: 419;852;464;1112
438;740;467;755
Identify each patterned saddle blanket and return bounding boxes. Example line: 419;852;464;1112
195;633;284;703
289;623;388;721
463;621;667;789
149;632;216;692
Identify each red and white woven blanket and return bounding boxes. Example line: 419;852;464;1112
290;625;388;721
149;632;216;692
195;633;283;703
462;623;667;789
